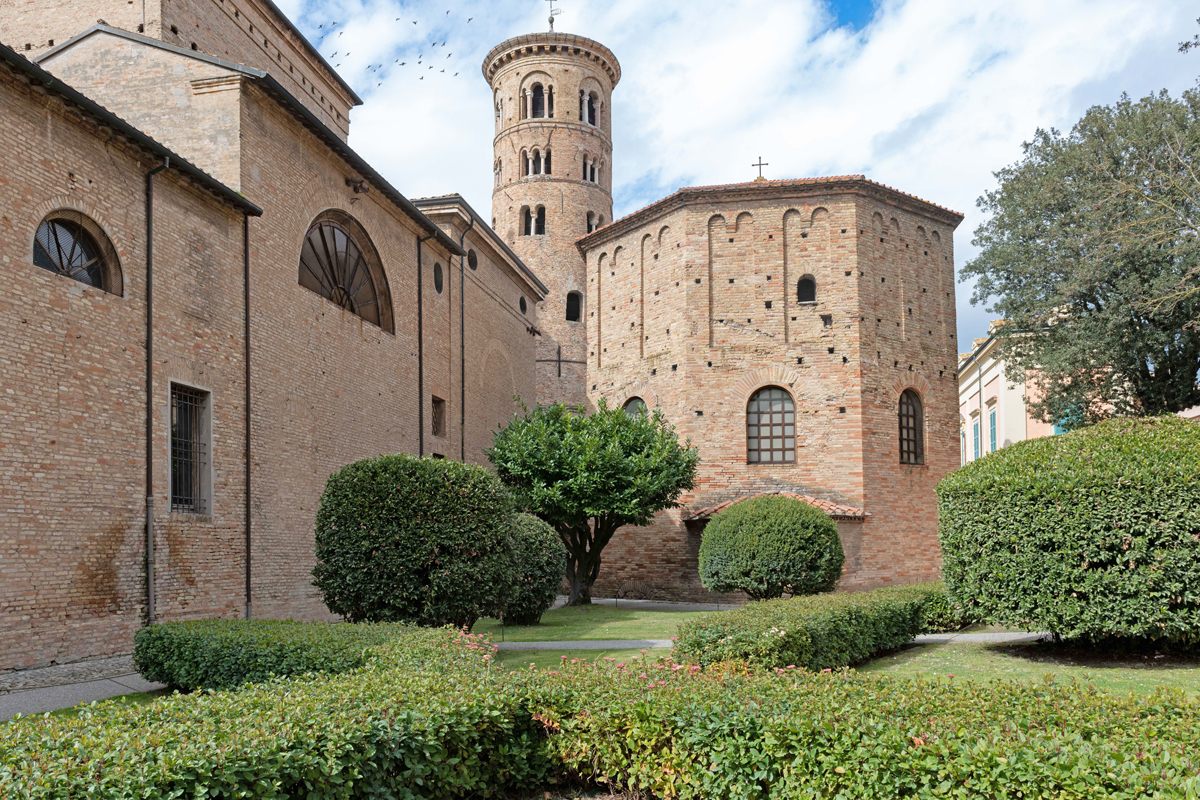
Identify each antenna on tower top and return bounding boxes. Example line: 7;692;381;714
546;0;562;31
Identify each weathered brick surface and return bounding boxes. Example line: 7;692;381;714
0;26;541;667
577;181;962;598
0;0;353;137
483;33;619;408
0;61;247;668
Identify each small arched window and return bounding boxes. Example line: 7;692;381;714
522;207;533;236
587;92;598;126
547;86;555;117
299;209;393;332
899;389;924;465
535;206;546;236
544;149;552;175
565;291;581;321
797;275;816;303
586;212;597;233
746;386;795;463
522;150;530;177
33;210;122;294
532;148;542;175
532;84;545;118
623;396;647;416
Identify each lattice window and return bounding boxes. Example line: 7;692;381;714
747;386;795;463
32;210;122;294
170;384;210;514
899;389;924;465
298;210;392;332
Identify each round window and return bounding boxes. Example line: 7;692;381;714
519;296;527;314
467;250;478;270
433;262;443;294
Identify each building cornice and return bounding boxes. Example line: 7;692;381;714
482;32;621;88
576;175;966;255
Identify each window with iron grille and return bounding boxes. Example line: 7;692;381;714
170;384;211;514
432;396;446;437
899;389;924;465
746;386;795;463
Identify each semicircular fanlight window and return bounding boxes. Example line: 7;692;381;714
33;212;120;293
299;219;381;327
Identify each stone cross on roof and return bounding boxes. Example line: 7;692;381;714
752;156;769;181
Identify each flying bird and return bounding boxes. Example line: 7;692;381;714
447;53;451;58
454;72;458;76
412;20;417;24
440;68;444;73
420;76;424;79
467;17;472;22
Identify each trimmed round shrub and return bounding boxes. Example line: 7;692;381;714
939;416;1200;648
313;453;515;629
504;513;566;625
698;495;844;599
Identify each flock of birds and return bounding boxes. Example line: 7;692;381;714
311;8;476;88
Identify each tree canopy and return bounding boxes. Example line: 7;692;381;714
487;400;699;605
962;87;1200;426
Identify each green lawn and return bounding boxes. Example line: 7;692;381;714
859;641;1200;696
496;648;672;671
473;604;708;642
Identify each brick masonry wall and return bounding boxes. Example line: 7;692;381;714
580;183;961;599
0;0;159;54
485;34;619;409
0;63;248;669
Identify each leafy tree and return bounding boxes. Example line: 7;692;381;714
962;87;1200;427
487;400;699;605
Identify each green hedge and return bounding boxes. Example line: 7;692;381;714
312;453;516;628
698;495;845;599
939;416;1200;647
4;619;1199;798
133;619;411;691
673;583;940;669
504;514;566;625
5;621;1200;798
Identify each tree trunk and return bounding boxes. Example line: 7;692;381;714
565;543;601;606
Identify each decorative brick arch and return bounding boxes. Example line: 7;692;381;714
732;366;805;403
612;380;660;411
888;374;932;404
28;195;128;266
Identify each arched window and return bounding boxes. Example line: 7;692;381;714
532;148;542;175
544;149;552;175
797;275;816;303
899;389;924;465
32;210;122;294
521;150;530;177
532;84;545;118
590;162;598;183
623;396;647;416
587;92;598;126
535;206;546;235
433;262;443;294
746;386;795;463
586;212;597;233
522;207;533;236
547;86;555;118
299;209;393;332
565;291;581;321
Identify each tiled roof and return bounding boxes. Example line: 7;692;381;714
687;491;869;522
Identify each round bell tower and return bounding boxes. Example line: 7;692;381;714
482;32;620;407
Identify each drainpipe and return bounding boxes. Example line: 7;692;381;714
417;234;432;456
242;214;252;620
144;157;168;626
458;215;475;462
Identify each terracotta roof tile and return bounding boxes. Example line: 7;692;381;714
687;491;868;522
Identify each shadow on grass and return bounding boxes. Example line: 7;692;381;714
991;641;1200;671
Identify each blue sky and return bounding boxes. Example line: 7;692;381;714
276;0;1197;354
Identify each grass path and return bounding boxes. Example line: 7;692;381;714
473;605;707;643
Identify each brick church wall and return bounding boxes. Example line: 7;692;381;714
580;181;961;599
0;62;248;669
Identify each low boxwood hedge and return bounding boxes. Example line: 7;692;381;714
4;618;1199;798
939;416;1200;648
133;619;411;691
673;583;941;668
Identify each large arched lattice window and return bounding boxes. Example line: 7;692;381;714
899;389;924;465
33;210;122;294
797;275;816;303
298;210;393;332
531;84;545;118
747;386;795;463
623;396;647;416
565;291;581;321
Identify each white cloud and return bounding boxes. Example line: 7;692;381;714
282;0;1197;350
